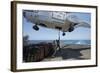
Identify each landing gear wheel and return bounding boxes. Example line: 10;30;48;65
62;32;66;36
33;25;39;31
68;27;74;32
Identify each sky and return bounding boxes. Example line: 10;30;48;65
23;11;91;40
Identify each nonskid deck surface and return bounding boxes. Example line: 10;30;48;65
42;44;91;61
23;44;91;62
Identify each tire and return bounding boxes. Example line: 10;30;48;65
68;27;74;32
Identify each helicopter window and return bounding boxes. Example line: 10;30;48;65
52;12;66;21
33;10;39;13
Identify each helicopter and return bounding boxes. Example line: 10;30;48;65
23;10;90;36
